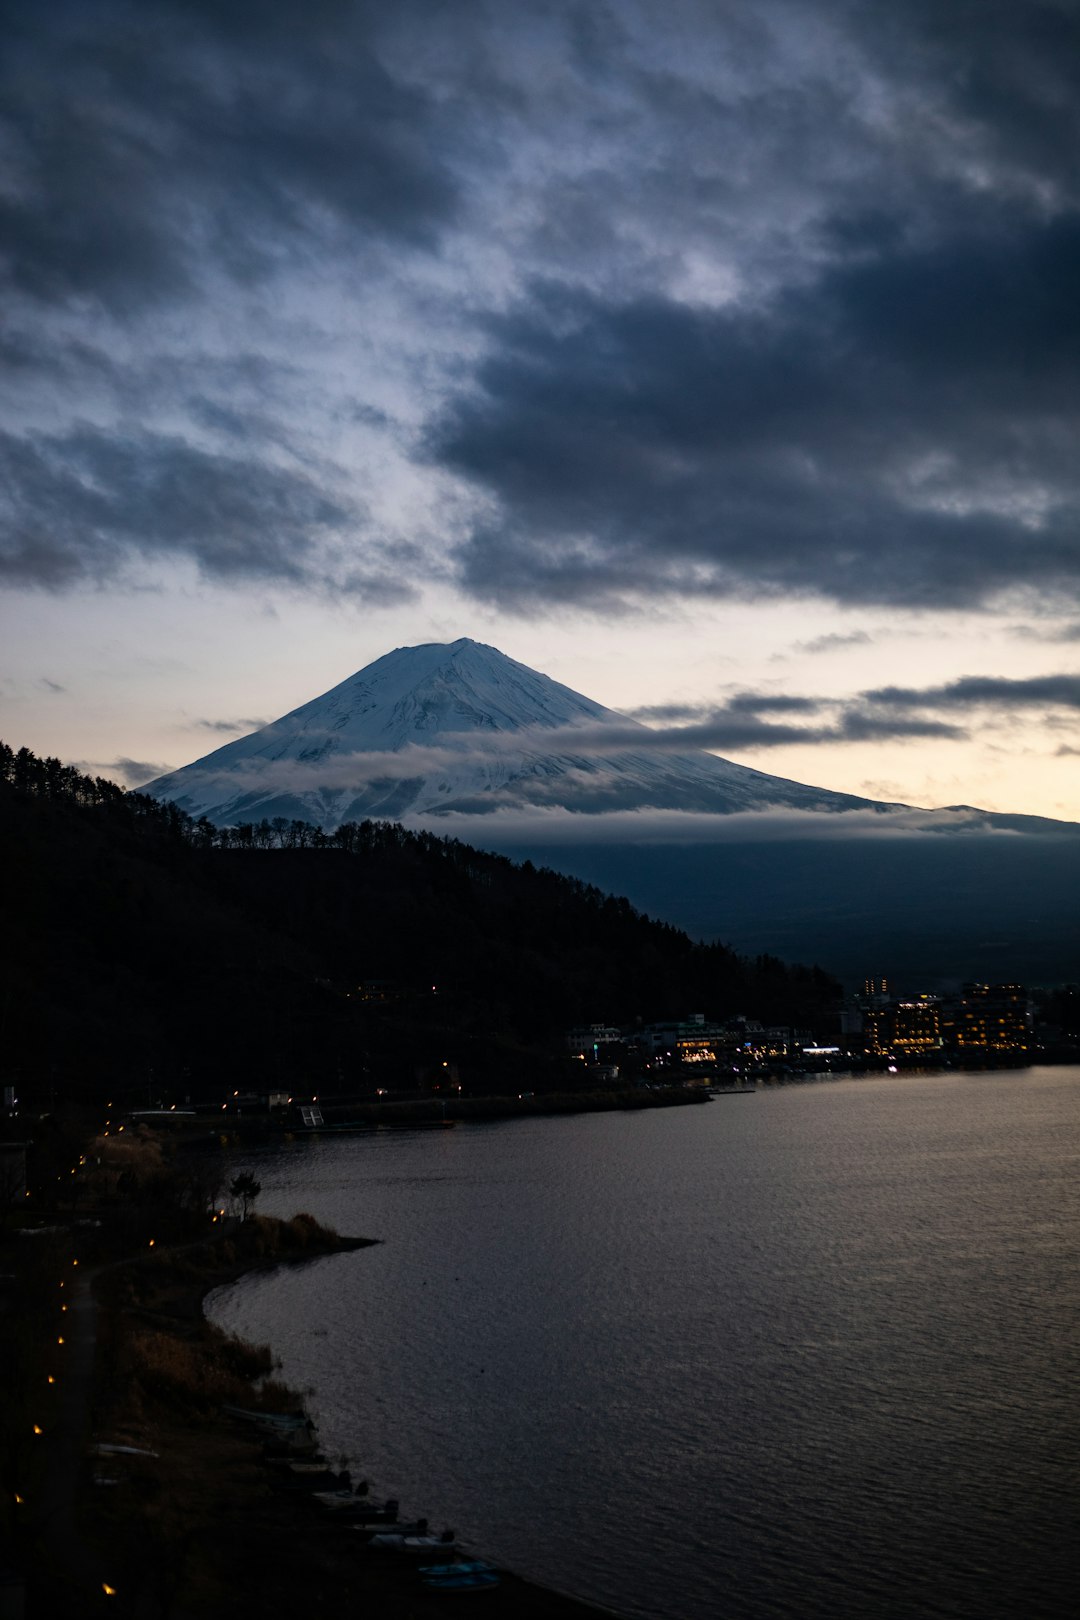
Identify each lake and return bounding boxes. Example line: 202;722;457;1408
207;1068;1080;1618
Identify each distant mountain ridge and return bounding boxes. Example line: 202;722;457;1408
143;637;893;826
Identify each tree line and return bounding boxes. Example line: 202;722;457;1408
1;740;844;1100
0;739;689;922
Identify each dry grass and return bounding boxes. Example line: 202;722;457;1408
129;1323;276;1412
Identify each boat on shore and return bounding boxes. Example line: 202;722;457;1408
310;1491;400;1521
418;1561;498;1578
423;1569;500;1592
369;1529;458;1556
353;1518;430;1540
222;1404;312;1429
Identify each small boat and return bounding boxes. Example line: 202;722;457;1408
354;1518;429;1540
369;1530;457;1556
418;1561;497;1578
310;1492;399;1521
423;1571;500;1593
222;1405;312;1430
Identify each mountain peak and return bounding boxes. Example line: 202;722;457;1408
141;639;875;827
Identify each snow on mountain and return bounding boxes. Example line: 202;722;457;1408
140;637;888;828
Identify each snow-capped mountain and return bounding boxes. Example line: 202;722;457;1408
140;638;1080;983
141;637;884;827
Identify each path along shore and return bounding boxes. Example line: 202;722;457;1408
30;1216;622;1619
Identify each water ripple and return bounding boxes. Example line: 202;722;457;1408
208;1069;1080;1620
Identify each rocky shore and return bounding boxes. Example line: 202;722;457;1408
76;1215;621;1619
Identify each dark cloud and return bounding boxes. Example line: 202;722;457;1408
567;709;965;752
192;716;272;735
435;215;1080;611
631;669;1080;750
864;674;1080;711
627;702;708;724
110;756;173;785
726;693;824;716
4;1;1080;617
630;694;820;722
844;0;1080;202
833;711;964;743
0;424;407;596
0;0;457;315
796;631;873;655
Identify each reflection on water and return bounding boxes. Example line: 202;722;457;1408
208;1069;1080;1619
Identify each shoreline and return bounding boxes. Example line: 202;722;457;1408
86;1216;623;1619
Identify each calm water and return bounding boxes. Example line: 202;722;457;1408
208;1070;1080;1619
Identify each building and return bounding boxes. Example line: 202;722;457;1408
951;984;1030;1053
864;994;943;1057
640;1014;734;1064
566;1024;623;1057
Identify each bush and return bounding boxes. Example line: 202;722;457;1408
286;1211;337;1247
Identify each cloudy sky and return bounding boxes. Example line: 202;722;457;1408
2;0;1078;819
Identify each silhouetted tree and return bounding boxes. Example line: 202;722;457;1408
229;1173;261;1221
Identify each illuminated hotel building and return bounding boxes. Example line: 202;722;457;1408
953;984;1030;1052
862;994;942;1057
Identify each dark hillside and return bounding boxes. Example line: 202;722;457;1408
1;743;840;1103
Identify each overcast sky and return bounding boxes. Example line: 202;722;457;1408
2;0;1078;819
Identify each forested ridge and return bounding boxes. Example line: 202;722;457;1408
1;742;840;1101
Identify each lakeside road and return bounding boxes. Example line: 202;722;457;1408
30;1261;109;1613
